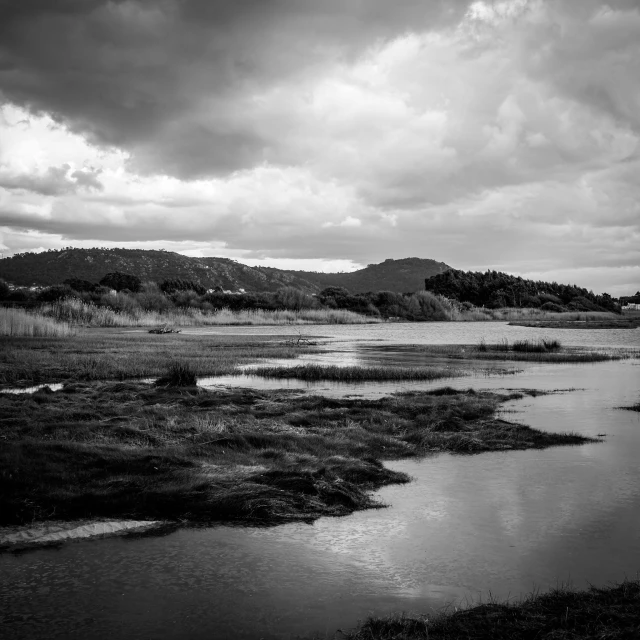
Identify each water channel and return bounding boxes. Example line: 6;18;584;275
2;323;640;639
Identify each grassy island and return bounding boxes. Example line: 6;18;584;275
0;380;594;530
0;330;603;534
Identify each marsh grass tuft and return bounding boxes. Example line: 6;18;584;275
512;339;561;352
156;361;198;387
344;579;640;640
250;364;463;382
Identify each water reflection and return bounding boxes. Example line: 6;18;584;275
1;325;640;640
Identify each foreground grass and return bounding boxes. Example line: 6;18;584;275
0;331;316;386
345;579;640;640
250;364;465;382
0;383;594;528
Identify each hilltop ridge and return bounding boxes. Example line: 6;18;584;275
0;248;450;294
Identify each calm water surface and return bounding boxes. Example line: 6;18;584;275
2;324;640;640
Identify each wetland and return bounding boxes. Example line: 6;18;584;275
1;321;640;639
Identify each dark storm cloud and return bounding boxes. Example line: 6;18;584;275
0;0;470;178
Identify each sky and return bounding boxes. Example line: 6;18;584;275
0;0;638;296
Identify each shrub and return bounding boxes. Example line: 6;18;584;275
137;282;174;312
0;279;10;299
63;278;96;292
275;286;316;311
99;291;141;315
171;290;202;308
7;289;33;302
539;293;564;306
160;278;206;296
36;285;74;303
413;291;449;320
99;271;142;293
567;296;604;312
540;302;565;313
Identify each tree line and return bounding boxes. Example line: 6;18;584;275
0;272;454;321
0;268;623;319
424;269;620;313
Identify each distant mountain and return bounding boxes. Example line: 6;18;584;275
0;249;450;294
281;258;450;293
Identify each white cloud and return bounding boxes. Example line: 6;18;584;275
1;2;639;294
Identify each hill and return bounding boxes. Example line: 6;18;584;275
281;258;450;293
0;249;449;294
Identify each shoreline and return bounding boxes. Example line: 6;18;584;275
345;579;640;639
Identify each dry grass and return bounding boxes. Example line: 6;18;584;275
42;298;380;327
0;307;75;337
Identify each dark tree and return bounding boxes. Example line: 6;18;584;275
63;277;96;292
37;285;75;302
160;278;206;296
99;272;142;292
425;268;620;313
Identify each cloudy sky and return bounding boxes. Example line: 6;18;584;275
0;0;638;295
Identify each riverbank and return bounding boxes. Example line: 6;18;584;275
0;380;594;537
401;342;638;363
345;579;640;639
0;330;317;387
510;311;640;330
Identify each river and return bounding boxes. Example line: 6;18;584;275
2;323;639;639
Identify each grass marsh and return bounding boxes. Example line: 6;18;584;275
0;382;593;529
345;579;640;640
43;298;380;327
250;364;465;382
0;330;315;387
0;307;75;338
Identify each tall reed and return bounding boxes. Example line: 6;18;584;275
0;308;75;337
41;298;380;327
